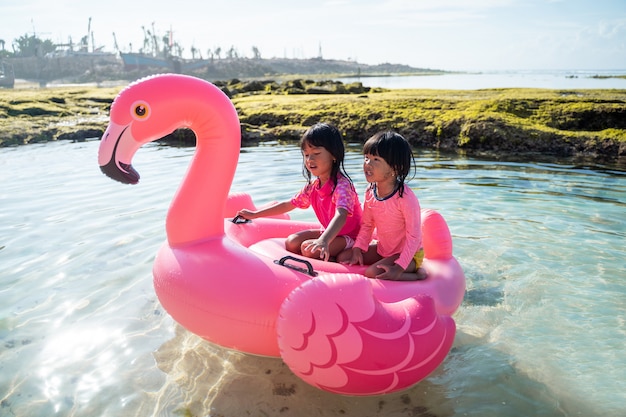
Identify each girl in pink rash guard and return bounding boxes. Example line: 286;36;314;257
338;131;427;281
237;123;362;261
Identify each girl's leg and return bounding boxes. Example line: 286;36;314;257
300;235;350;260
285;229;322;254
336;242;381;266
359;245;387;277
365;254;397;278
398;259;427;281
370;256;427;281
335;245;353;263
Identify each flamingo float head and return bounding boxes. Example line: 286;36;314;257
98;74;241;245
98;74;240;184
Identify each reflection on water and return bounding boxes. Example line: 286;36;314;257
1;141;625;416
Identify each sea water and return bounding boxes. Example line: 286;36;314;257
337;69;626;90
0;140;624;417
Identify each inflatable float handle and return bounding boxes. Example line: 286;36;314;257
231;215;252;224
274;256;318;277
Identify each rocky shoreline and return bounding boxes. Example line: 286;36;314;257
1;78;625;165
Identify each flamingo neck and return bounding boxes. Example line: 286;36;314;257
165;122;240;247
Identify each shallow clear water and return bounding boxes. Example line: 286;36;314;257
1;141;624;417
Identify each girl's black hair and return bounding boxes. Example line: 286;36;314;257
300;122;352;190
363;131;415;197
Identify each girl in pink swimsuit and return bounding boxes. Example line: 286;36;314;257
338;131;427;281
237;123;362;261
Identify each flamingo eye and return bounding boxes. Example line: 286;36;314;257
131;101;150;121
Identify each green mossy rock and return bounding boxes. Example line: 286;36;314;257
1;80;624;164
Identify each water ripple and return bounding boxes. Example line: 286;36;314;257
1;141;624;416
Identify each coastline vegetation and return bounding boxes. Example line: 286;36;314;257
1;79;625;164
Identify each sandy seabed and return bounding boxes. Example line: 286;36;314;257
142;325;452;417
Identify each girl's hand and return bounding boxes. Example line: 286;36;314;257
236;209;257;220
304;239;330;261
375;263;404;280
342;248;363;266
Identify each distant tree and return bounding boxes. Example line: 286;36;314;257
12;34;55;57
252;46;261;59
214;47;222;60
227;46;238;59
141;26;150;54
162;34;172;56
0;39;10;58
149;22;160;56
146;29;157;55
173;43;184;57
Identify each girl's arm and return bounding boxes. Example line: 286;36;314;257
374;188;422;281
394;189;422;270
237;201;295;220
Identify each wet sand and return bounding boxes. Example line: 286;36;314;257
148;325;453;417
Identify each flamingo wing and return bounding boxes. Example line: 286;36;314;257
278;274;456;396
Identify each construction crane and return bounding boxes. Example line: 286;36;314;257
86;17;92;52
112;32;120;53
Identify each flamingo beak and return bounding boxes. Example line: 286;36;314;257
100;158;140;185
98;122;140;185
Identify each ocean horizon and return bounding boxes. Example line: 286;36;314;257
10;68;626;91
338;68;626;90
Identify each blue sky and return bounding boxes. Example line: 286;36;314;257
1;0;625;71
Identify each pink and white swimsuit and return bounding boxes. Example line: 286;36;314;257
291;174;362;239
354;183;422;269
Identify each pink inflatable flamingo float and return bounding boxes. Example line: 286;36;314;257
98;74;465;396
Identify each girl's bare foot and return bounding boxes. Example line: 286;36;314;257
415;268;428;281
